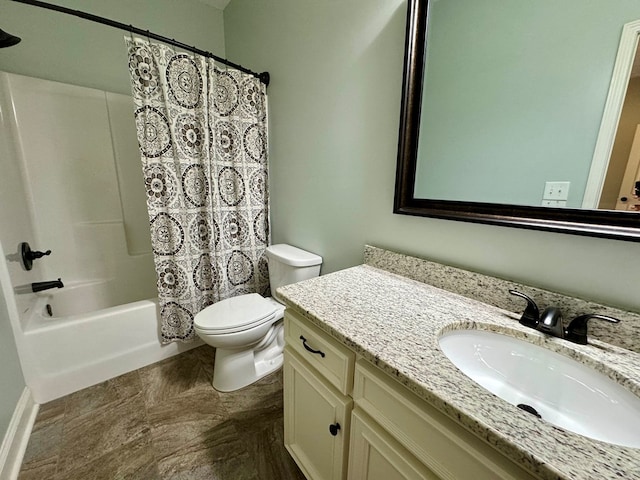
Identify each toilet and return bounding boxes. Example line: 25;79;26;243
194;244;322;392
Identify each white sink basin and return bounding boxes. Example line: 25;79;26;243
439;329;640;448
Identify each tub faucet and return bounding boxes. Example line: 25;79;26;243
32;278;64;293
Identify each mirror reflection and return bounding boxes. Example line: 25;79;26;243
413;1;640;211
598;47;640;212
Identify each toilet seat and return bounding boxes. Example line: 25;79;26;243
194;293;278;335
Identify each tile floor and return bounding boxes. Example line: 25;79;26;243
18;345;306;480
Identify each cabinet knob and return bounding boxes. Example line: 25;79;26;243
329;422;341;436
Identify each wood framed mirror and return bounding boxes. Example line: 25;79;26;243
394;0;640;241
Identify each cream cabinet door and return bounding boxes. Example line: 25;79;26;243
284;348;353;480
348;409;439;480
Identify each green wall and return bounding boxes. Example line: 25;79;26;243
224;0;640;313
0;0;226;94
415;0;640;207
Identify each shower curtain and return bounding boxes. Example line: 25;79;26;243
126;38;270;343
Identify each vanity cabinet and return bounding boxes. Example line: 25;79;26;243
284;309;356;480
284;309;540;480
348;409;437;480
284;350;352;480
351;360;539;480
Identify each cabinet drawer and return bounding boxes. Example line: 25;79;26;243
353;360;540;480
285;309;355;395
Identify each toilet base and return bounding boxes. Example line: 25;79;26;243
212;322;285;392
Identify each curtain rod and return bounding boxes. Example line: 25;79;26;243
10;0;270;86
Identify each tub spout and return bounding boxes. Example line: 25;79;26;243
32;278;64;293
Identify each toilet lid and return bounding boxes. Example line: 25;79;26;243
194;293;277;333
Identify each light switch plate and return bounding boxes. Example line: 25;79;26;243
543;181;570;200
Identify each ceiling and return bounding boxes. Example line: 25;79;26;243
196;0;232;10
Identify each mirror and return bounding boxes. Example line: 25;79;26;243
395;0;640;241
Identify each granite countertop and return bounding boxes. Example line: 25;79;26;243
277;264;640;480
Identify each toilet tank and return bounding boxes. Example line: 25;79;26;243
266;244;322;303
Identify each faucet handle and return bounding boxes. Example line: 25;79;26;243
565;314;620;345
509;290;540;328
20;242;52;271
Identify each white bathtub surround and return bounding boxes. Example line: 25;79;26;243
0;388;38;480
22;290;202;403
2;232;202;407
125;38;271;344
277;263;640;479
1;266;203;406
3;72;157;306
0;72;204;404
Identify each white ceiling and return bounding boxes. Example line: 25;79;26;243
196;0;232;10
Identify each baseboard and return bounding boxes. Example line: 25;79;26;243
0;388;38;480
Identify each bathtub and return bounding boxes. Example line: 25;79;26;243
21;281;202;403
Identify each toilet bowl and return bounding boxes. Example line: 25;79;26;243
194;244;322;392
195;294;285;391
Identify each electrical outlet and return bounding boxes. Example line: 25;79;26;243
541;200;567;207
543;181;570;200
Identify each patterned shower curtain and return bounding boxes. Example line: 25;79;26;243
126;38;270;343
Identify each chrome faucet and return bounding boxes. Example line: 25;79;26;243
508;290;619;344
